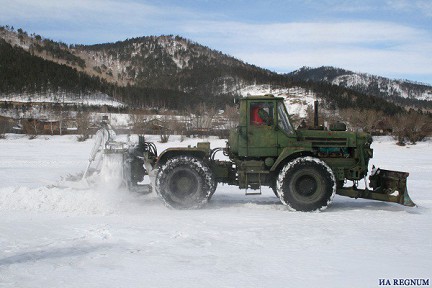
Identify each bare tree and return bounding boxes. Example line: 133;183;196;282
166;116;186;136
53;105;65;135
339;108;384;132
158;116;170;143
76;111;91;141
223;104;239;130
0;117;10;139
22;119;40;139
391;112;431;145
187;103;217;137
130;113;148;134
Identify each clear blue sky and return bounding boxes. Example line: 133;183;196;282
1;0;432;84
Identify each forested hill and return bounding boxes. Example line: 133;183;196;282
0;37;231;110
77;35;282;93
288;66;432;109
0;38;109;96
0;25;431;114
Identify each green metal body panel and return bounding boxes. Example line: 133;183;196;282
151;95;413;207
228;96;373;183
157;142;211;166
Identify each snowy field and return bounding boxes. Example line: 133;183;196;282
0;134;431;288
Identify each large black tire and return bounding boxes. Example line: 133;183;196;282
276;157;336;212
156;156;216;209
208;180;218;201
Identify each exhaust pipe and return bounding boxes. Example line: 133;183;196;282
314;100;319;128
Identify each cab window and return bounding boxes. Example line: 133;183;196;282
277;101;294;134
250;102;274;126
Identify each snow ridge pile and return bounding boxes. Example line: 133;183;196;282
0;91;125;107
0;179;152;215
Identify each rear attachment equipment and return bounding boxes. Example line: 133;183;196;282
83;132;152;194
337;167;415;207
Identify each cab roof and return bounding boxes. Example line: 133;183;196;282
242;94;284;101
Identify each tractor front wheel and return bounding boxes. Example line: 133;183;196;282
156;156;215;209
276;157;336;212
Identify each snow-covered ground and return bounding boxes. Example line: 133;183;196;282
0;135;431;287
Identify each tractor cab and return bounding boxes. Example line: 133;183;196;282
229;95;295;158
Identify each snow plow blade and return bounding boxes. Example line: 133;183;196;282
337;168;415;207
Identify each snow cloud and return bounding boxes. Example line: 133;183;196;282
1;0;432;84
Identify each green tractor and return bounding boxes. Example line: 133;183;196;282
137;94;415;211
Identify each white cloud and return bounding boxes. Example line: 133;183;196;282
0;0;161;20
0;0;199;44
324;0;432;18
0;0;193;34
238;45;432;76
181;20;432;82
183;20;427;47
327;0;378;12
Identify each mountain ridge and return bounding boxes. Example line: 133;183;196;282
288;66;432;103
1;25;431;113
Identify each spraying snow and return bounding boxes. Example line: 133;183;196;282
96;153;125;190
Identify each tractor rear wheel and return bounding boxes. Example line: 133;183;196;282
276;157;336;211
156;156;215;209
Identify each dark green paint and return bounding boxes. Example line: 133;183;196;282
152;95;414;208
